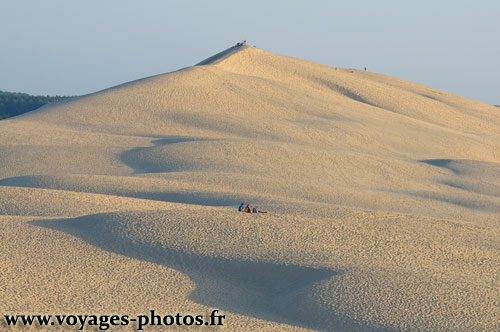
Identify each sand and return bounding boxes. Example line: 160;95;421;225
1;45;500;331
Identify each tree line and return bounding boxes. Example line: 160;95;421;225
0;91;74;120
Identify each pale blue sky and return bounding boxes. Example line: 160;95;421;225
1;0;498;104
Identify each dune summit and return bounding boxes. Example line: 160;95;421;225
1;45;500;331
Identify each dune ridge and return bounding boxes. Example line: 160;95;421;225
1;46;500;331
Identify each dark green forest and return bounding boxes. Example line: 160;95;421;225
0;91;74;120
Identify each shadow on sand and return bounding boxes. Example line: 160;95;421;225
119;136;216;175
419;159;460;174
30;215;341;331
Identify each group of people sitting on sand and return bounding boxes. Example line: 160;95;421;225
233;40;246;48
238;203;267;214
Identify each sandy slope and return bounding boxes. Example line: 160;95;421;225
1;45;500;331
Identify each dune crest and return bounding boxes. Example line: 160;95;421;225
1;46;500;331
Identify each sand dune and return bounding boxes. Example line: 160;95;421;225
1;45;500;331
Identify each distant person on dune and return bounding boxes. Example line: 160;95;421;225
240;203;267;214
252;207;267;214
234;40;246;47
